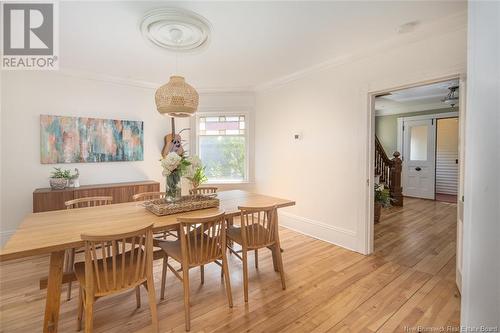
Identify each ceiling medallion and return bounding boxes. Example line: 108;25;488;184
140;8;211;52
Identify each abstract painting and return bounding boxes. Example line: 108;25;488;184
40;115;144;163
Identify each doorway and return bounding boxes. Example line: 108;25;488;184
367;75;466;293
375;79;460;202
396;112;459;202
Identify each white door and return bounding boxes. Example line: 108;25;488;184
403;119;436;199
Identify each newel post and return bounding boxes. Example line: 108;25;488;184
390;152;403;206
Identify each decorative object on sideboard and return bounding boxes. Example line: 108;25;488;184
68;168;80;188
40;115;144;164
49;167;72;190
374;183;392;224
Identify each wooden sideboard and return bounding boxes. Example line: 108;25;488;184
33;180;160;213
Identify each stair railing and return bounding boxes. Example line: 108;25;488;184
375;136;403;206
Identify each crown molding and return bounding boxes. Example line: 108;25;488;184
48;10;466;95
254;10;467;92
58;68;158;89
57;68;254;95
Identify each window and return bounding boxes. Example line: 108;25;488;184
197;115;248;183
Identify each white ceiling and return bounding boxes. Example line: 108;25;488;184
375;79;460;116
59;1;466;90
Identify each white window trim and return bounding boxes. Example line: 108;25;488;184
190;106;254;185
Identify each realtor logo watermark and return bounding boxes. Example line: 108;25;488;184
1;2;59;70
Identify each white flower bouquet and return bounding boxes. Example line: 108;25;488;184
160;152;190;200
160;153;207;200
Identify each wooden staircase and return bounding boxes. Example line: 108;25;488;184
375;136;403;206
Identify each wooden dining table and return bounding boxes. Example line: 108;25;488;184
0;190;295;333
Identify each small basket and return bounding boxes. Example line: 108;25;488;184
49;178;68;190
144;195;219;216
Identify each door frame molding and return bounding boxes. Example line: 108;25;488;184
362;73;465;256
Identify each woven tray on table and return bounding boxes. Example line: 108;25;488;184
144;195;220;216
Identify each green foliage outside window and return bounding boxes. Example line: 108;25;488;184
200;136;246;181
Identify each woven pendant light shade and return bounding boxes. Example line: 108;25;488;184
155;76;199;117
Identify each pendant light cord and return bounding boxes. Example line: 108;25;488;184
175;52;179;74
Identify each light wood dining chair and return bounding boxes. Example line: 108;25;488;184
65;196;113;208
226;205;286;302
132;191;166;201
189;186;218;195
156;212;232;331
64;196;113;300
75;224;158;333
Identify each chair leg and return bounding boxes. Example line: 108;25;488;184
146;275;159;333
160;255;168;300
222;254;233;308
227;217;234;251
254;249;258;269
135;286;141;308
242;247;249;302
67;248;75;301
270;246;279;272
182;265;191;331
76;287;83;331
200;265;204;285
274;242;286;290
84;291;93;333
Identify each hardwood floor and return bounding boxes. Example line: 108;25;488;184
0;198;460;332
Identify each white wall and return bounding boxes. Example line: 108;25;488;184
255;24;467;252
0;71;254;245
461;0;500;327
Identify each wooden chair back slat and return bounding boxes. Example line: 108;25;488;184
65;196;113;209
178;212;226;266
81;225;153;295
132;192;166;201
120;238;126;286
189;187;218;196
238;205;278;249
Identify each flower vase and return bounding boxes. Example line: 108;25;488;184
166;173;181;202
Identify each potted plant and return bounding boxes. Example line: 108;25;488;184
49;167;72;190
374;183;391;224
160;152;190;202
184;156;207;191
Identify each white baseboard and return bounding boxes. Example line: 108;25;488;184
279;212;359;253
0;230;15;247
